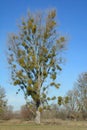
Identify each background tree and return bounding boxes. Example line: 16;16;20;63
7;9;66;123
63;89;79;120
75;72;87;118
65;90;78;112
0;86;7;119
64;72;87;120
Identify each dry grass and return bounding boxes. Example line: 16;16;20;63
0;119;87;130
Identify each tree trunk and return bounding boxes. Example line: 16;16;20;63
35;71;41;124
35;110;40;124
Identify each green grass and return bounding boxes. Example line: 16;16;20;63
0;120;87;130
0;124;86;130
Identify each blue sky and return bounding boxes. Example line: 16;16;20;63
0;0;87;110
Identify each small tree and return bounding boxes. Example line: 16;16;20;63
65;90;79;112
0;86;7;119
7;9;66;123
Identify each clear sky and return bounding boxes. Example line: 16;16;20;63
0;0;87;110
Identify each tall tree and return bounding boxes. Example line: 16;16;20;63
7;9;66;123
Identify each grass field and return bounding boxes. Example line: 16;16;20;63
0;119;87;130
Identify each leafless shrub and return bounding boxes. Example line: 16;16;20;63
20;104;35;120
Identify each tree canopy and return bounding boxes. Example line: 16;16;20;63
7;9;66;111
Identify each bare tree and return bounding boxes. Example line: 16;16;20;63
0;86;7;119
65;72;87;120
75;72;87;118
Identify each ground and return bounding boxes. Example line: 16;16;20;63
0;119;87;130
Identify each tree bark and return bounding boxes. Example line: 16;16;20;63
35;110;40;124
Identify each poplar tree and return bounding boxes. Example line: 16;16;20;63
7;9;66;123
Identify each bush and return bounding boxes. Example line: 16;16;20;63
20;104;35;120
